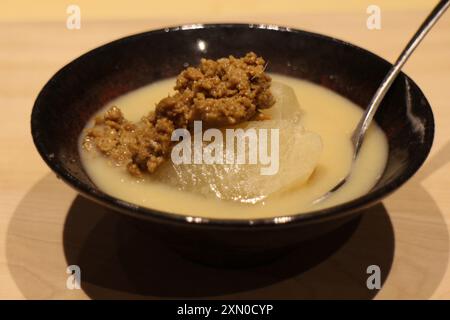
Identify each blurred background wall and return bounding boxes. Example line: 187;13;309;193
1;1;434;22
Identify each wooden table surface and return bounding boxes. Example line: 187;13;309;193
1;1;449;299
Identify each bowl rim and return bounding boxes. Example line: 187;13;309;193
31;22;435;228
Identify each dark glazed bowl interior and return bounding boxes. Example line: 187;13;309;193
31;24;434;230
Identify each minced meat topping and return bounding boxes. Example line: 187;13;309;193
83;52;275;176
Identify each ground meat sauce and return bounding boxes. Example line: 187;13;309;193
83;52;275;176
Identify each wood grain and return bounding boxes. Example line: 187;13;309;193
1;1;449;299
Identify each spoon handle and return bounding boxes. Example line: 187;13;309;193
351;0;450;155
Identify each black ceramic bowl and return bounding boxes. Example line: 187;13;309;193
31;24;434;267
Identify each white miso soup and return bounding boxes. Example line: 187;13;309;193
79;74;388;219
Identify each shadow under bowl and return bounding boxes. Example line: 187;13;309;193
31;24;434;267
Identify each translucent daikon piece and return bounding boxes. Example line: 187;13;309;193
154;119;322;203
152;82;321;203
262;81;302;120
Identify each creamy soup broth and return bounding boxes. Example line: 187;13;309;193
79;74;388;219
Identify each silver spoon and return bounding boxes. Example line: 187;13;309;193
315;0;450;204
